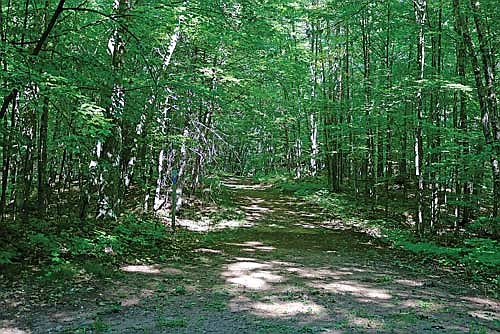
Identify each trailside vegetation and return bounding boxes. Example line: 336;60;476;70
0;0;499;283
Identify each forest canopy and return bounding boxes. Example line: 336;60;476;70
0;0;499;255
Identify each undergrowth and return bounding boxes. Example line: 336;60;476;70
0;213;201;281
0;175;230;275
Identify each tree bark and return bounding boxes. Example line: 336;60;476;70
414;0;427;234
454;0;500;217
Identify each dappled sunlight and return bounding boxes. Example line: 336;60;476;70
222;182;272;190
227;261;271;271
317;330;343;334
400;299;442;311
462;296;500;308
255;246;275;251
394;279;424;287
121;264;161;274
222;258;285;290
316;219;384;238
294;223;317;229
227;271;283;290
350;315;385;329
120;264;183;275
468;310;500;322
311;281;392;300
4;179;497;334
463;296;500;322
242;204;272;212
135;182;500;333
176;217;255;231
228;296;326;318
286;267;342;280
225;241;276;252
215;219;255;229
338;266;367;273
195;248;223;254
240;197;266;203
250;300;326;317
269;260;297;266
176;218;211;231
268;223;287;228
0;328;29;334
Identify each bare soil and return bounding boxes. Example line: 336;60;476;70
1;178;499;333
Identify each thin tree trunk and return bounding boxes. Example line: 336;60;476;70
361;13;374;199
414;0;427;234
0;94;16;218
469;0;500;217
37;96;49;214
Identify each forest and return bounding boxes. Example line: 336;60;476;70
1;0;499;333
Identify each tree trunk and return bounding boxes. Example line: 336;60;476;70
454;0;500;217
414;0;427;234
37;96;49;214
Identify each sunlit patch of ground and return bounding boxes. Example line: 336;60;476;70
222;258;284;290
225;241;276;252
228;295;326;319
318;219;384;237
250;300;325;317
468;309;500;321
462;296;500;308
120;264;183;275
176;217;255;231
311;281;392;300
0;328;29;334
241;204;272;213
222;180;273;190
394;279;424;287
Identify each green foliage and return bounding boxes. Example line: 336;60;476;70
463;238;500;269
92;317;110;333
396;241;462;258
42;262;78;281
174;284;187;295
0;213;201;283
28;232;59;258
276;178;326;196
199;176;226;203
156;317;187;328
0;249;18;265
468;217;500;238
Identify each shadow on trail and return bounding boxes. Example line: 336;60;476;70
213;177;500;333
1;178;498;333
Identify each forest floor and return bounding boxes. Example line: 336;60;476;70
1;178;499;333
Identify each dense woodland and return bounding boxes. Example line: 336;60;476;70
0;0;499;264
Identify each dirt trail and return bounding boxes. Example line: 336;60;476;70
1;178;499;333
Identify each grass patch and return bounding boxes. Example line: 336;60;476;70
156;316;188;328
